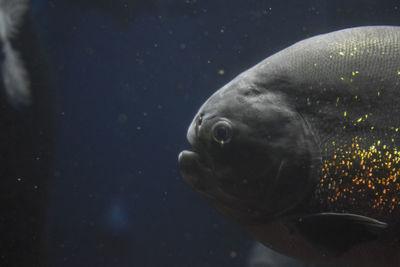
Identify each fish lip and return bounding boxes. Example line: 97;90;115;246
178;150;209;173
178;150;208;188
178;150;199;166
177;149;217;196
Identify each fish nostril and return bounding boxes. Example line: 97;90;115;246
198;113;203;126
195;113;204;136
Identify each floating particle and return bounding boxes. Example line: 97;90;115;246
118;113;128;124
230;251;237;258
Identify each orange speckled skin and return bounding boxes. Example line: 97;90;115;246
315;137;400;220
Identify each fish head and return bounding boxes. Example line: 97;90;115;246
179;76;320;220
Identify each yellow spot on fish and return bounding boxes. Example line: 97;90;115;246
339;51;345;56
378;91;381;96
357;117;362;123
344;111;347;117
340;77;345;81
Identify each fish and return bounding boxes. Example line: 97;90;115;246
178;26;400;266
0;0;30;106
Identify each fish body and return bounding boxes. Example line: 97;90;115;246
179;26;400;266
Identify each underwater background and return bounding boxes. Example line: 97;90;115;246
7;0;400;266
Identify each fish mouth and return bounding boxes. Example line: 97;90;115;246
178;150;210;189
179;114;215;190
178;150;201;169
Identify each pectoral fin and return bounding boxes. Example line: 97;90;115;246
294;212;388;253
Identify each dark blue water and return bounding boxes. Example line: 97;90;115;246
8;0;400;266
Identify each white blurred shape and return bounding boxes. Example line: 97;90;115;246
0;0;30;106
247;242;305;267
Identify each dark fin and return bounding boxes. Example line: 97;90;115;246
294;212;388;253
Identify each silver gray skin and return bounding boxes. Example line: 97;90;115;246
179;26;400;266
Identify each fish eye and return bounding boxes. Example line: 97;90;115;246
211;120;233;145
